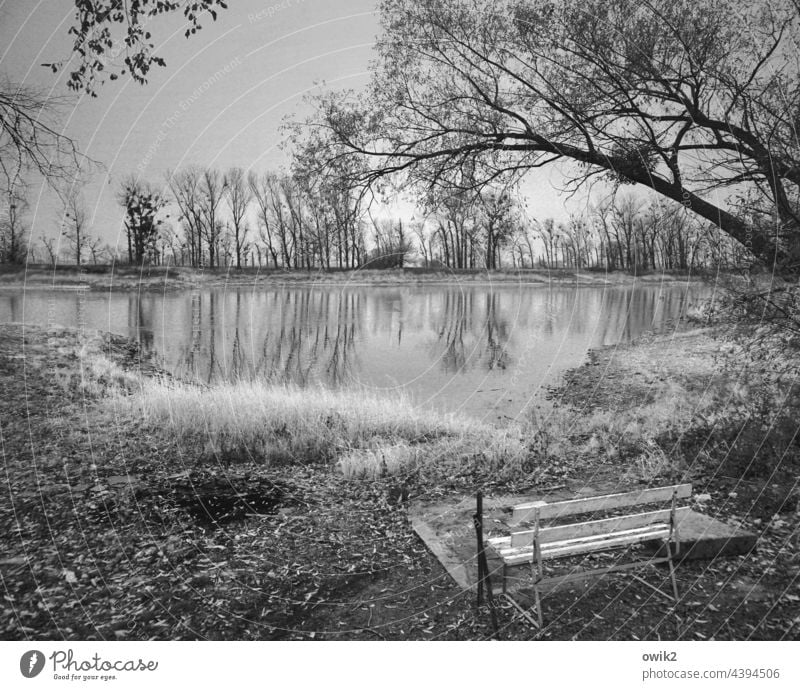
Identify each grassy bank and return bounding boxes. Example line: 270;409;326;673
1;322;798;640
125;380;530;482
121;374;705;488
0;263;704;291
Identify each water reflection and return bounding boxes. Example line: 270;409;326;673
428;291;512;374
0;284;704;417
161;289;364;386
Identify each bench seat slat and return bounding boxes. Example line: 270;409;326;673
489;523;670;554
487;524;671;566
510;506;689;547
512;483;692;524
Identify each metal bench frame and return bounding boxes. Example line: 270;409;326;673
476;484;691;628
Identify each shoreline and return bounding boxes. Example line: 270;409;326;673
0;265;709;291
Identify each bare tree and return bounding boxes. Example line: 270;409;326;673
593;201;617;270
289;106;371;269
0;181;29;263
612;195;644;271
60;190;92;266
424;187;479;268
280;176;309;268
87;237;104;265
537;218;559;268
367;217;413;268
0;79;84;192
39;234;59;266
199;168;224;268
167;167;205;267
518;218;537;268
159;225;182;266
225;167;252;269
412;218;431;267
249;171;283;268
477;187;519;269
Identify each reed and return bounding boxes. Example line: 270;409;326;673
124;380;477;464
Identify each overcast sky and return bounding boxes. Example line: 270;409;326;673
1;0;599;254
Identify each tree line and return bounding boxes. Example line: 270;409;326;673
143;165;367;269
411;191;748;272
5;167;749;273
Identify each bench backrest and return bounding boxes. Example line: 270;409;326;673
510;506;691;547
511;483;692;525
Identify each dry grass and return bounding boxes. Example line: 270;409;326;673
116;375;712;483
336;428;532;481
76;348;142;396
522;384;716;482
575;383;706;455
124;380;468;463
117;379;539;479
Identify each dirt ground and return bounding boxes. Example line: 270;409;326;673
0;323;798;640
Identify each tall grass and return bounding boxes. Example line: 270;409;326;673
335;428;533;482
126;381;468;463
118;373;718;484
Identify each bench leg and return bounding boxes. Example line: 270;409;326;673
666;540;680;603
474;493;484;608
534;536;545;628
481;554;499;636
502;563;508;594
533;584;543;629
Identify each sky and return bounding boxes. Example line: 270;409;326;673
0;0;599;255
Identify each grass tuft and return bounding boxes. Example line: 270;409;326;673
118;380;546;483
123;381;475;464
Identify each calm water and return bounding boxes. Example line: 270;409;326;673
0;284;706;422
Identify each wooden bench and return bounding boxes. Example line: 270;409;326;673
476;483;692;628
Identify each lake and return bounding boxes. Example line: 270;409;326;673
0;283;708;422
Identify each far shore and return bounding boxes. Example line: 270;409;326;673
0;264;710;291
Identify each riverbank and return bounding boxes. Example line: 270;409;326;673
0;323;797;640
0;264;705;291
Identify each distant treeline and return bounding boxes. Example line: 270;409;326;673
5;166;750;273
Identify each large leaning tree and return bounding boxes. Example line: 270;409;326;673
307;0;800;272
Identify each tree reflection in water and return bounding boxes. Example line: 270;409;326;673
484;292;510;371
431;290;511;373
174;288;362;386
436;290;470;374
0;284;703;413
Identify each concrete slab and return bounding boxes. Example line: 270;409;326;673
644;509;758;561
410;489;758;592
